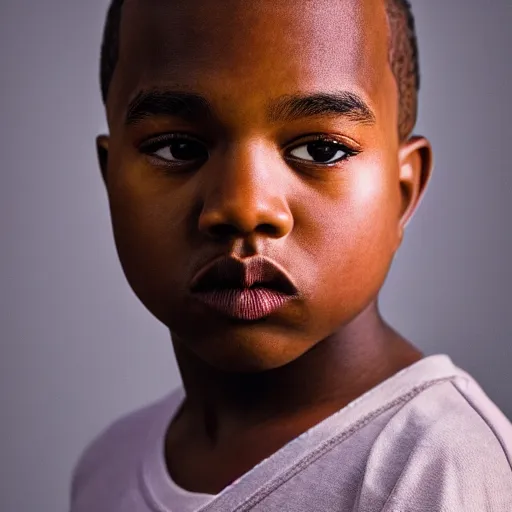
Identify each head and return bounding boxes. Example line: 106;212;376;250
96;0;432;372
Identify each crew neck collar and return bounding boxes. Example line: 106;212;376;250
139;354;461;512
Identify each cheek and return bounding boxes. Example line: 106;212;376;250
108;160;190;247
301;162;400;317
346;163;399;248
107;175;190;300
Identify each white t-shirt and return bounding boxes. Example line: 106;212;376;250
70;354;512;511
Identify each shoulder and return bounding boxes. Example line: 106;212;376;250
70;389;182;505
355;377;512;511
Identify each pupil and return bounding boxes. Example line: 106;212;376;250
170;141;206;160
307;142;339;162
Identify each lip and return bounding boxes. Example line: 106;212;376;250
189;255;299;321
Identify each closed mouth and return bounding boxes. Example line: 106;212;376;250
190;255;298;296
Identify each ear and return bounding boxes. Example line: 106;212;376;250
96;134;110;187
397;135;433;241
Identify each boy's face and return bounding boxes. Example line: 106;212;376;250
98;0;431;372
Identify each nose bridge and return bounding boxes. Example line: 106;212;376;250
198;139;293;238
219;140;274;203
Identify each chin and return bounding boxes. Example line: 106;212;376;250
157;294;315;372
174;322;314;373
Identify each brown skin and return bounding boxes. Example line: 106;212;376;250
97;0;433;494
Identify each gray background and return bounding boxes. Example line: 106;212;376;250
1;1;511;510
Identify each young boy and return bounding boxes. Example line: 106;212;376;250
70;0;512;510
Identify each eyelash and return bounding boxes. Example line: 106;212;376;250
138;133;360;168
139;133;202;155
287;134;359;164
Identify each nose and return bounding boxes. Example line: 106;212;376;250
198;142;294;240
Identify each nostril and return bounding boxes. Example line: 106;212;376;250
207;223;240;238
258;224;280;236
207;222;279;239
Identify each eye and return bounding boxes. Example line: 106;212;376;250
140;135;208;163
288;139;351;164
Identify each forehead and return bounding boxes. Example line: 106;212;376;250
109;0;395;129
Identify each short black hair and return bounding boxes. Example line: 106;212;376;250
100;0;420;141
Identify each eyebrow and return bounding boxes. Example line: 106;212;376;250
125;90;214;125
124;89;376;126
267;92;376;125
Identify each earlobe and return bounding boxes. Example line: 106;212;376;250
96;135;110;186
397;136;433;237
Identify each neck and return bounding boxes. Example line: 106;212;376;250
170;300;422;444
